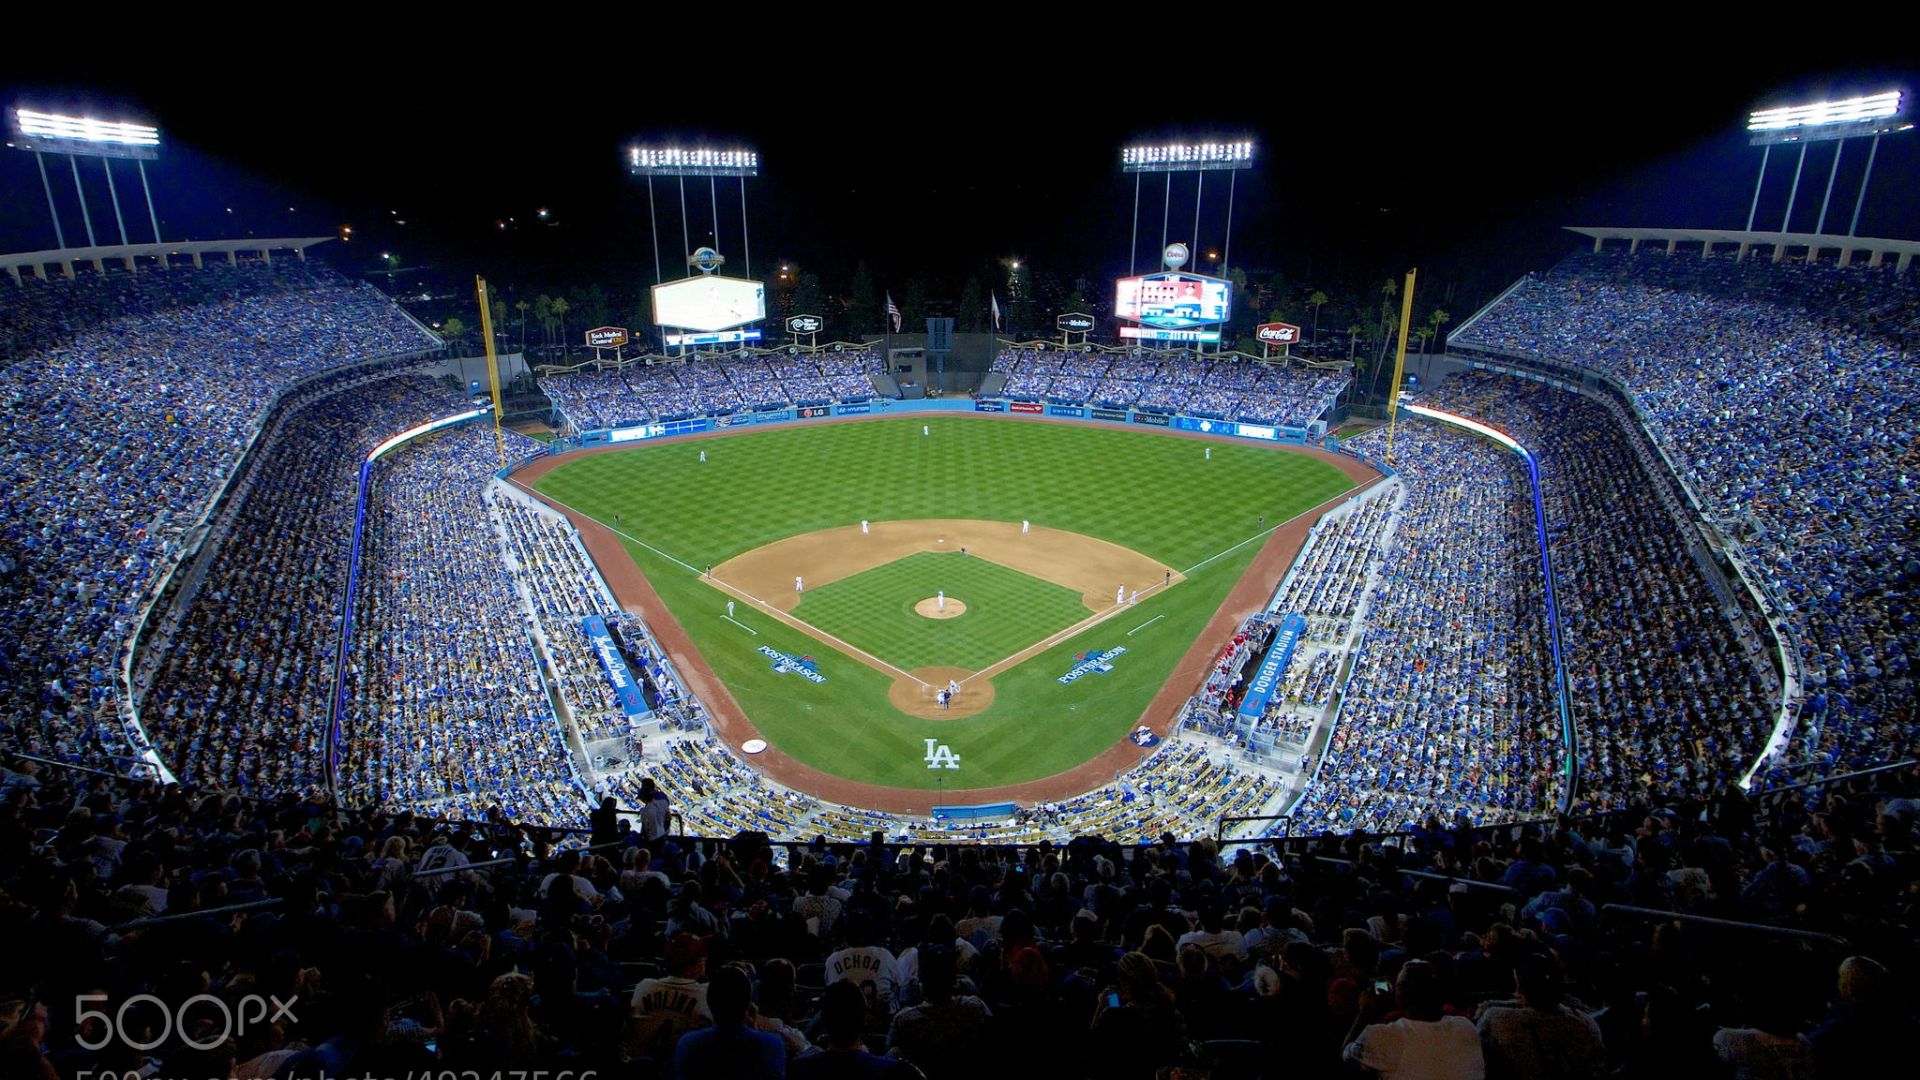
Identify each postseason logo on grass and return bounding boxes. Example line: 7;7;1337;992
1057;646;1127;685
759;645;827;684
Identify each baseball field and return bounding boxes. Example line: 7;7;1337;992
528;415;1357;796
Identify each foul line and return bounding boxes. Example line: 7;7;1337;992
511;480;708;577
722;615;759;635
961;488;1365;685
514;479;928;687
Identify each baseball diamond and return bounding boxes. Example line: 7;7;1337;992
524;414;1361;798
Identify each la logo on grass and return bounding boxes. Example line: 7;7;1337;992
923;739;961;770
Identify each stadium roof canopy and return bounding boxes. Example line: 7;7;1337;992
1567;226;1918;271
0;236;334;285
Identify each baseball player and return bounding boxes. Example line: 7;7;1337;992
948;678;959;698
727;600;735;618
796;575;804;594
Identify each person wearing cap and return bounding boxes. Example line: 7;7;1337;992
672;964;784;1079
629;932;712;1061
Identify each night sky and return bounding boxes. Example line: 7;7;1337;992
4;31;1914;321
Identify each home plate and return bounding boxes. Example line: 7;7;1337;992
742;739;768;754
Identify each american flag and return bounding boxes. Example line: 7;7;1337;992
990;291;1002;330
886;292;901;332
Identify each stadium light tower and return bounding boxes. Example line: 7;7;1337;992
1119;139;1255;277
627;144;761;295
1743;89;1910;236
7;107;164;248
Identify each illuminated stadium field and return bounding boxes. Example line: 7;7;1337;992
528;415;1356;794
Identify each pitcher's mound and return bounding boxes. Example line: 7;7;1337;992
914;596;967;619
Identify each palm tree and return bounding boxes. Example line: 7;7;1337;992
441;316;469;354
551;297;571;359
1346;323;1365;362
492;298;509;353
1308;290;1328;342
515;299;531;353
1426;307;1452;353
533;295;555;354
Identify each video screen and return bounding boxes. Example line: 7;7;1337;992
652;276;766;331
1115;272;1231;329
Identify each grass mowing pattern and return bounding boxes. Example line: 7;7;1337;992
536;417;1356;790
793;551;1092;671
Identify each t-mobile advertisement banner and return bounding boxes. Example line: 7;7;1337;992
1238;613;1308;722
1131;412;1171;427
582;615;652;721
1010;401;1044;414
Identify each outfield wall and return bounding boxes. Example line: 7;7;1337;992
558;395;1331;451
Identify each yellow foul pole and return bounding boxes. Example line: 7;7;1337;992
474;275;508;466
1382;267;1417;466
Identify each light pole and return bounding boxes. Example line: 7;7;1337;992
9;107;162;249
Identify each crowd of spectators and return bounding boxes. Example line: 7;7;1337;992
1452;250;1917;785
1293;420;1561;834
488;493;630;745
136;373;470;799
337;424;584;825
7;748;1916;1080
0;262;438;776
1419;371;1781;811
540;350;882;431
991;349;1350;427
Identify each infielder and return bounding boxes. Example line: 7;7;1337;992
861;519;870;534
1116;585;1125;606
1022;520;1030;534
796;575;804;593
727;600;735;618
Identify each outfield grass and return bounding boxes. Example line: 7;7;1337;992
793;551;1091;671
536;416;1355;790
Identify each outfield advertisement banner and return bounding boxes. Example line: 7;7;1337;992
1238;613;1308;721
1130;412;1171;427
974;400;1007;413
610;417;713;443
1047;405;1086;418
581;615;653;721
716;409;795;428
1010;401;1044;414
834;402;872;415
1091;408;1130;423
